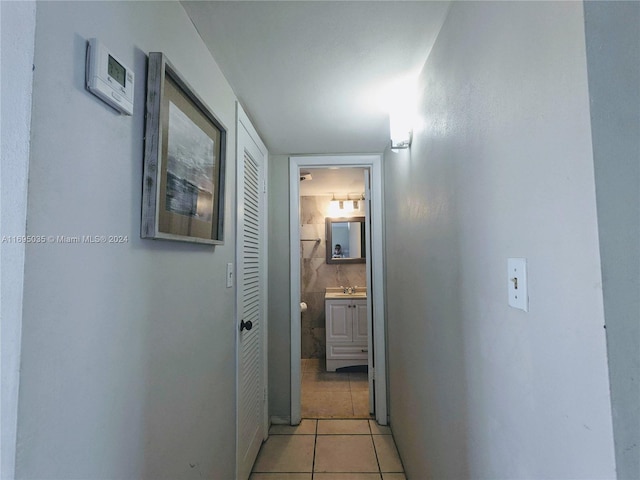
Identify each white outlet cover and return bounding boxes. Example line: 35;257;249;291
508;258;528;312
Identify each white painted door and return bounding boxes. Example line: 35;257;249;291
363;170;374;413
236;105;268;480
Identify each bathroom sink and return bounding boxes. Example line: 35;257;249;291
324;287;367;299
325;292;367;298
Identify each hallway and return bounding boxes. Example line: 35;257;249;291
250;419;406;479
5;2;636;479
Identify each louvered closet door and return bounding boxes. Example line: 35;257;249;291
237;115;267;480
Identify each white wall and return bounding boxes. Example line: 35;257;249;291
584;2;640;478
1;2;36;478
15;2;238;478
383;2;616;478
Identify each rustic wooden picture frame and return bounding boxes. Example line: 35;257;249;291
141;52;226;245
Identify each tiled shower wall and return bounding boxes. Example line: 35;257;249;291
300;195;367;359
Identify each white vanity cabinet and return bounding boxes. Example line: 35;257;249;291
325;297;368;371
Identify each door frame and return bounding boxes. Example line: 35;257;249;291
236;103;269;479
289;154;387;426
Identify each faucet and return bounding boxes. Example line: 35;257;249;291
341;285;357;294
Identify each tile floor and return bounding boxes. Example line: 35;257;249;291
250;419;406;480
301;359;370;418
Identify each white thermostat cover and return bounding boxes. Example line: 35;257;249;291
85;38;134;115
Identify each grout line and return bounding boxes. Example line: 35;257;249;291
349;386;355;417
371;431;384;475
311;421;318;479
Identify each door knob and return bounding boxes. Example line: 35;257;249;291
240;319;253;332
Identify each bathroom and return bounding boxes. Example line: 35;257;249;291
299;167;370;418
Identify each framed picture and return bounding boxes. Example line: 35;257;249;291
141;52;226;245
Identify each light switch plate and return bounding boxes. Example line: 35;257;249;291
508;258;528;312
226;263;234;288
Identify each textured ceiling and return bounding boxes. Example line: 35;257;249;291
182;1;450;154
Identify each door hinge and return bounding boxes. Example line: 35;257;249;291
370;366;375;380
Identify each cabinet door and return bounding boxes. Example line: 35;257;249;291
326;301;352;343
353;300;368;344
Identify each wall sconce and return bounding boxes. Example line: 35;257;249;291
390;108;413;149
382;76;417;150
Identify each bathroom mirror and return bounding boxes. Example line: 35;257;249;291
325;216;366;264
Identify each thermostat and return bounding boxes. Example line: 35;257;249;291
85;38;134;115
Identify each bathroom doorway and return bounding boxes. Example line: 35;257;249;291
299;167;369;418
289;155;387;426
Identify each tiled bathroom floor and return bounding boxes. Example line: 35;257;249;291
301;359;370;418
250;419;406;480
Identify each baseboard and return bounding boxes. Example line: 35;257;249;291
270;415;291;425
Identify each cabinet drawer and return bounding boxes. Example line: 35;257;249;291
328;344;368;359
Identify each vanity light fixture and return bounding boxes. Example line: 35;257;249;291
328;195;343;217
350;193;365;212
342;195;354;214
328;193;365;217
329;197;342;210
328;197;352;217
